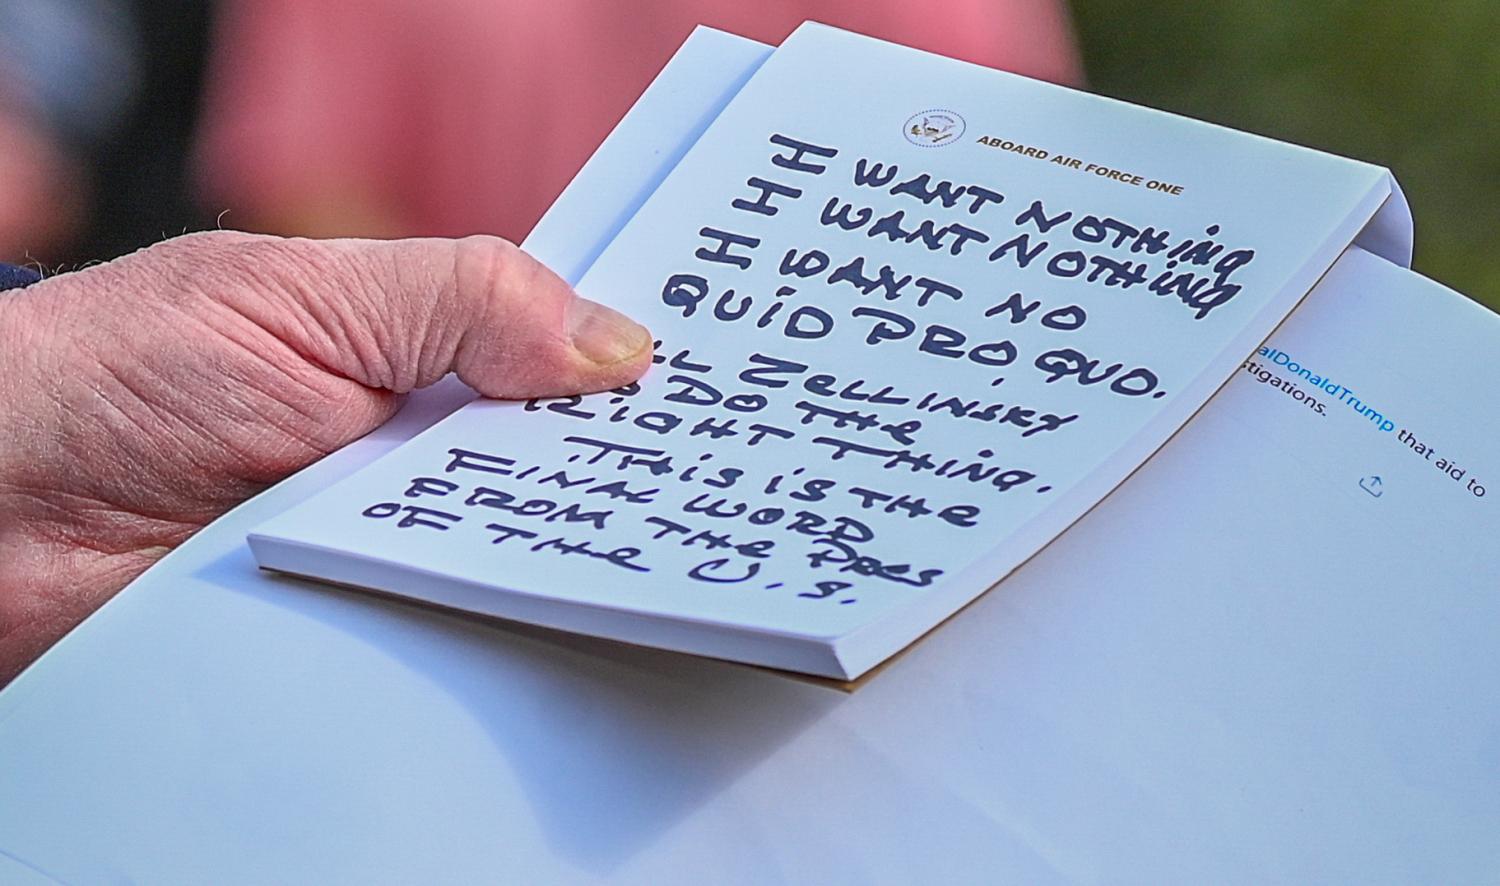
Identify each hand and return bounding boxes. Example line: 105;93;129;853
0;231;653;683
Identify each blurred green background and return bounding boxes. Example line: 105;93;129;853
1072;0;1499;309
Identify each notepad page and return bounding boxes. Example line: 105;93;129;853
252;24;1395;677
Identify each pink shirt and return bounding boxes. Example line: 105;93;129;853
196;0;1082;243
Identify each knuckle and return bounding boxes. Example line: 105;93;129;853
126;231;336;310
453;235;526;306
167;229;262;249
144;230;265;270
160;230;321;271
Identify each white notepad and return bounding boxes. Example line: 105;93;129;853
249;23;1415;680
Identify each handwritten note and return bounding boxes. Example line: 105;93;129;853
251;24;1392;675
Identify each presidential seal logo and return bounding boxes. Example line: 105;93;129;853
904;109;965;147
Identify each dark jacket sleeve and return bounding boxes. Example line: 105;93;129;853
0;263;42;291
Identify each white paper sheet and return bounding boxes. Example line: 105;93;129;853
249;23;1399;678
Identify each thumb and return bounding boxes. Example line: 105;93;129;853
203;231;653;399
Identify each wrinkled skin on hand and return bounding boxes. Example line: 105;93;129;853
0;231;653;683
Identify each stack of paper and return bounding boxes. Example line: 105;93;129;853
248;24;1494;682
